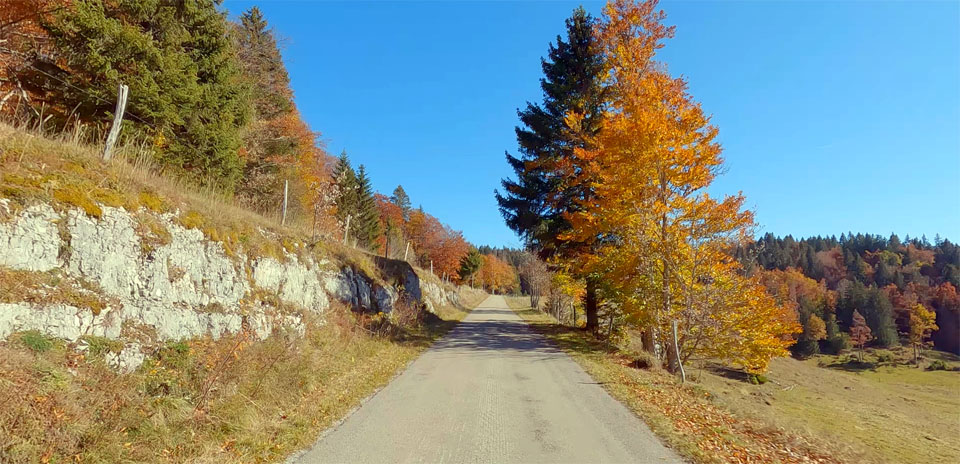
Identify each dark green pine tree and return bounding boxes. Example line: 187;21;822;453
390;185;412;220
864;288;899;347
34;0;251;189
332;151;359;229
494;6;606;331
354;165;382;249
459;249;485;287
235;7;292;120
233;6;297;208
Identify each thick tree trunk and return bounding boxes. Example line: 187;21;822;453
585;277;599;333
642;329;657;356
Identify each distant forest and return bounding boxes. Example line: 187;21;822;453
742;233;958;354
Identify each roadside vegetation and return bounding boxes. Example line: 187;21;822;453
0;294;483;463
507;297;959;464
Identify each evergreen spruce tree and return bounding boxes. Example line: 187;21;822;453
864;288;899;347
390;185;412;220
354;165;382;249
233;6;297;207
459;249;485;287
34;0;251;189
332;151;358;230
235;7;292;119
495;7;607;330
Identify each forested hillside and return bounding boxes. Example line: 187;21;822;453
742;233;959;354
0;0;519;287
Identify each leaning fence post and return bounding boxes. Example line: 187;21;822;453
281;180;289;226
102;83;129;161
672;319;686;383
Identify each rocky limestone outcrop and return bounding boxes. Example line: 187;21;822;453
0;202;465;371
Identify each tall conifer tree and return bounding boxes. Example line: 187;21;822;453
390;185;412;220
354;165;382;249
495;7;607;330
333;151;359;230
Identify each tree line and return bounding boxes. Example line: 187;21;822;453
743;233;958;357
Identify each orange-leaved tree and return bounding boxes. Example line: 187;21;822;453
479;254;519;294
562;0;797;373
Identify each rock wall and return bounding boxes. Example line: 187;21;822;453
0;201;465;371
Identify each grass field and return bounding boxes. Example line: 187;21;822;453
698;349;960;464
505;296;960;464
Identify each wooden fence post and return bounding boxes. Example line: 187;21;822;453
672;319;686;383
102;83;129;161
281;180;289;226
312;202;320;241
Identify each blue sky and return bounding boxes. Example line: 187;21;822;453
224;1;959;248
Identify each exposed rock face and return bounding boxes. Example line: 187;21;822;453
0;203;465;370
0;202;60;271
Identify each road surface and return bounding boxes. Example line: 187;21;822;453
292;295;681;463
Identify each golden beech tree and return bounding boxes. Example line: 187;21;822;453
908;303;937;365
562;0;798;374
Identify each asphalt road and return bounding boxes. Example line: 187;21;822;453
292;295;681;464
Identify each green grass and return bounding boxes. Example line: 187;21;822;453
17;331;55;353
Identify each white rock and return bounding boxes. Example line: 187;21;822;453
0;203;61;271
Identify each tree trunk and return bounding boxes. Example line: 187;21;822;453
642;329;657;356
585;277;599;333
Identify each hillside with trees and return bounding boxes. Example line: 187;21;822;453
743;233;959;355
0;1;525;287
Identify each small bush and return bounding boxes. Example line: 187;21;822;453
748;374;769;385
875;351;895;363
53;185;102;218
826;333;850;354
927;360;948;371
138;190;167;212
81;335;123;357
178;210;206;230
19;330;54;353
629;351;659;370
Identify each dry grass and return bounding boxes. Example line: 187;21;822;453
0;268;115;315
0;296;478;463
0;121;490;462
511;303;864;464
697;350;960;464
0;122;334;264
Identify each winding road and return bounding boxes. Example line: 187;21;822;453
292;295;681;463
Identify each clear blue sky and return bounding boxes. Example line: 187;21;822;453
224;1;959;248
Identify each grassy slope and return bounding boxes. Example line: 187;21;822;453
504;297;959;464
699;351;960;464
0;290;485;463
0;123;490;462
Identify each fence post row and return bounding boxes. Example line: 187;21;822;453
102;83;129;161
